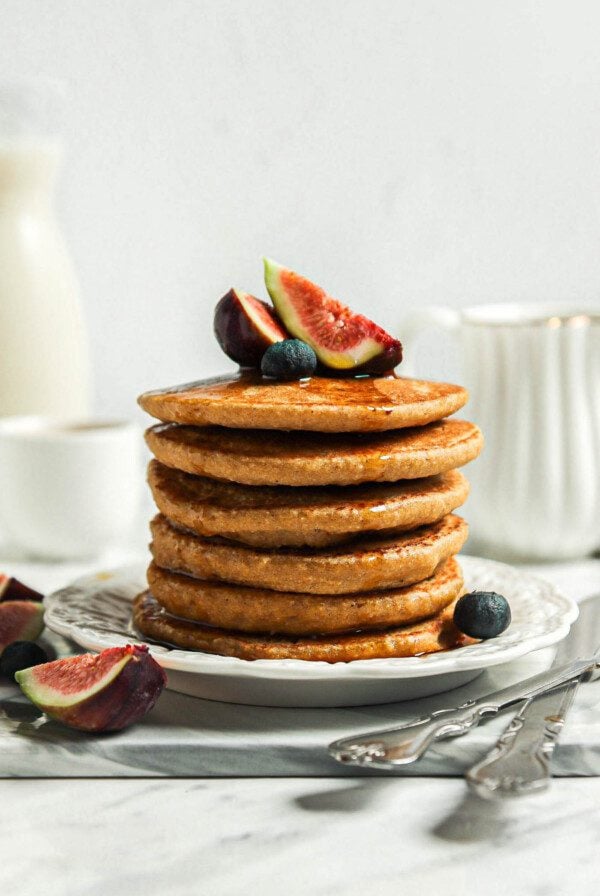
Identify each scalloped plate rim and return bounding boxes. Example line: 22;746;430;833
43;555;578;682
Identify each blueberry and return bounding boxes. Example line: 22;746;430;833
453;591;511;639
261;339;317;381
0;641;48;682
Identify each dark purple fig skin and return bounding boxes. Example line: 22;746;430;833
0;576;44;603
214;288;287;367
19;645;167;733
357;341;403;375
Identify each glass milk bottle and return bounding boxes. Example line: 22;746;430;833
0;81;91;418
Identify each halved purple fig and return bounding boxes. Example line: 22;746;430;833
263;259;403;373
0;573;44;603
214;288;287;367
16;644;167;732
0;601;44;654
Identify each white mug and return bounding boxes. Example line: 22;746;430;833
401;304;600;561
0;417;143;559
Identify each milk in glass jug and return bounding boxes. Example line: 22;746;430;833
0;80;90;417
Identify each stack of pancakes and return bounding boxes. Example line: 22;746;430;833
134;372;483;662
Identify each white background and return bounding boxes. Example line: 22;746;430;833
2;0;600;417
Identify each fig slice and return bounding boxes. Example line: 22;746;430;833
214;287;287;367
16;644;167;732
0;573;44;602
263;258;403;373
0;601;44;654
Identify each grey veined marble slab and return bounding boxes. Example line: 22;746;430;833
2;633;600;778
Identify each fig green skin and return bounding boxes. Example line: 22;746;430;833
16;645;167;733
316;344;403;378
0;601;44;654
214;288;286;367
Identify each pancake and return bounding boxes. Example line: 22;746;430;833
146;557;463;635
150;513;468;594
147;460;470;548
138;372;468;433
132;591;471;661
145;419;483;487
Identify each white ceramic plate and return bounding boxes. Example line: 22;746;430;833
44;556;577;707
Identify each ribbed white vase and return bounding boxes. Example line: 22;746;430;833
401;305;600;561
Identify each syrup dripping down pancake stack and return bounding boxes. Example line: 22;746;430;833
133;261;483;662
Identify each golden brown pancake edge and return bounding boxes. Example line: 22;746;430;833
146;556;464;635
149;512;469;594
147;460;470;547
145;419;484;486
132;590;472;662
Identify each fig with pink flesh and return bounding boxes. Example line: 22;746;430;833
0;573;44;602
16;644;167;732
214;288;287;367
0;601;44;654
263;259;403;373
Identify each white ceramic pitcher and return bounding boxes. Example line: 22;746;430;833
401;304;600;560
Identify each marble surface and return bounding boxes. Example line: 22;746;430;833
3;777;600;895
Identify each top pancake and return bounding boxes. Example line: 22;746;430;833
138;372;468;433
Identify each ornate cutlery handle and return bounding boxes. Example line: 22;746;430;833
329;701;496;768
328;658;599;770
465;678;581;798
